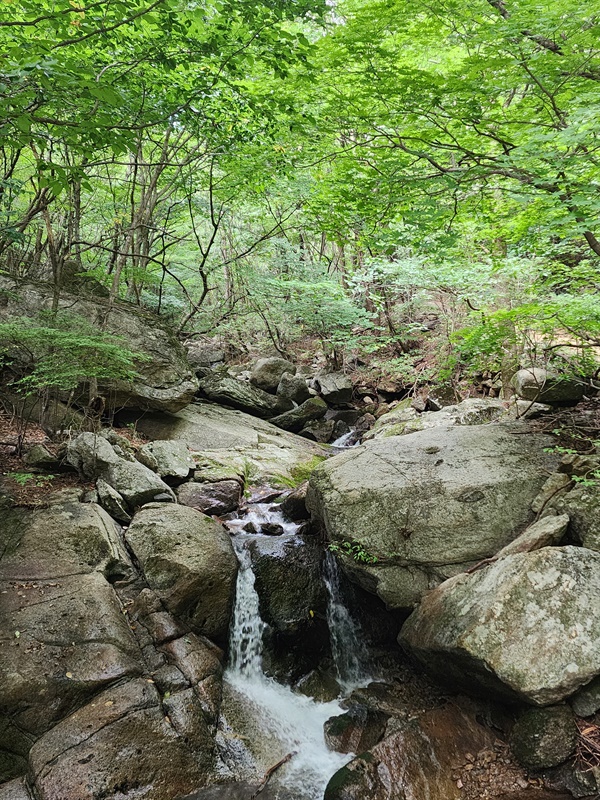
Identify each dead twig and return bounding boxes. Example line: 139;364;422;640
251;752;296;799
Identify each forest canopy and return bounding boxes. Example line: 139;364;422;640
1;0;599;392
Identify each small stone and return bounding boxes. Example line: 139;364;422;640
260;523;285;536
510;705;578;769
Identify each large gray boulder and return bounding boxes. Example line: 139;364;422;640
123;402;326;487
250;357;296;393
124;504;237;642
315;373;353;405
136;440;195;481
198;372;292;418
400;546;600;705
365;397;509;441
308;423;557;608
67;432;175;509
513;367;585;404
0;276;197;413
277;372;310;405
270;397;328;433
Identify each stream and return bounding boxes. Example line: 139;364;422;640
217;500;370;799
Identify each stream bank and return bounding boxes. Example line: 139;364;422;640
1;388;600;800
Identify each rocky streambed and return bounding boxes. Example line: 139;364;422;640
1;394;600;800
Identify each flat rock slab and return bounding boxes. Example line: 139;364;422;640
0;572;142;740
308;423;557;608
400;546;600;706
122;403;326;486
28;680;210;800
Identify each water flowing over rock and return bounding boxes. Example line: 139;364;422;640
125;504;238;642
0;276;198;413
308;422;557;608
217;503;360;800
400;546;600;705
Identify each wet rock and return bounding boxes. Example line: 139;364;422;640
400;547;600;705
315;373;353;405
67;432;175;509
249;534;329;677
510;705;578;769
324;705;388;754
125;504;237;641
198;372;292;418
179;783;294;800
152;665;189;695
177;480;242;516
270;397;328;433
277;372;310;404
295;670;341;703
300;419;335;443
324;705;493;800
160;634;223;722
260;522;285;536
27;680;211;800
513;367;585;404
136;440;195;481
250;357;296;393
280;482;309;521
308;423;557;608
331;420;350;441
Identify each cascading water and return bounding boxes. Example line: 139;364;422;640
323;550;370;692
220;502;363;799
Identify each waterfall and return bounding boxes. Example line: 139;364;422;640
223;530;351;799
228;542;266;678
323;550;370;692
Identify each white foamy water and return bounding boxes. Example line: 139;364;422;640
223;532;352;799
323;550;370;693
